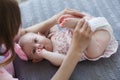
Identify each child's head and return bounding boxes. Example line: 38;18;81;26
0;0;21;65
18;32;53;62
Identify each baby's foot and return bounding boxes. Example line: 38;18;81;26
58;14;74;24
60;18;79;29
58;14;80;29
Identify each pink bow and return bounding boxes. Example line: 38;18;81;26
14;43;28;61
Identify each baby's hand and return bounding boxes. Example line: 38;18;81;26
32;48;44;62
36;48;48;55
36;48;42;54
41;49;48;54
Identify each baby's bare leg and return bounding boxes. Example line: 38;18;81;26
85;30;110;59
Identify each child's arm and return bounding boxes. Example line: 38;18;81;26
41;49;65;66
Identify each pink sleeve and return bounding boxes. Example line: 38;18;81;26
4;62;15;76
0;67;18;80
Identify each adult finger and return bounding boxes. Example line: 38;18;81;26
80;21;88;31
86;23;91;33
89;30;93;38
86;23;93;38
75;19;85;30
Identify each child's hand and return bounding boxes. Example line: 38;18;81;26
36;48;42;54
32;48;44;63
36;48;48;57
41;49;49;54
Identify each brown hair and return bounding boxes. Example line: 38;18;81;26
0;0;21;66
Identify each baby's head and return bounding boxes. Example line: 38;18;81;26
18;32;53;62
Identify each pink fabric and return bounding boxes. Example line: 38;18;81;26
0;45;15;76
4;52;15;76
0;45;18;80
0;67;18;80
4;62;14;76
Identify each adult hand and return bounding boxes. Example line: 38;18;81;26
71;19;93;55
51;19;92;80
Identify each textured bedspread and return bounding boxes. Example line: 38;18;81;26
14;0;120;80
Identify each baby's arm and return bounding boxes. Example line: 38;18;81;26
41;49;65;66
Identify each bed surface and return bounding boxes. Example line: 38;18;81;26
14;0;120;80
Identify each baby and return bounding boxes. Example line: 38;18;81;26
17;14;118;66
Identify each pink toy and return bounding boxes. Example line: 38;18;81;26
14;43;28;61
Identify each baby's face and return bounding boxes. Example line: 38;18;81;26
19;33;53;60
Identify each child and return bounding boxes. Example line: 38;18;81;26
18;14;118;66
